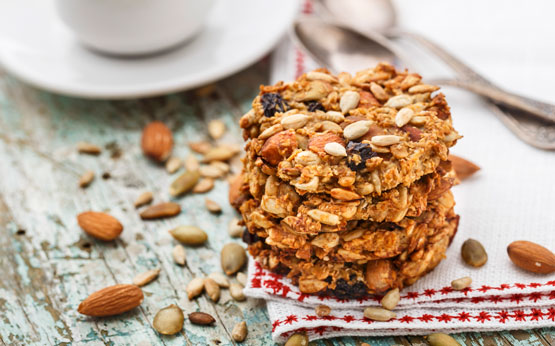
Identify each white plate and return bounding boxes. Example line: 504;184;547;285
0;0;299;99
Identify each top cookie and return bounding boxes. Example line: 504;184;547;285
240;63;460;196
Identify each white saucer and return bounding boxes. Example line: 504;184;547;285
0;0;299;99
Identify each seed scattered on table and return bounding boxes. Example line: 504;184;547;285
169;170;200;197
231;321;248;342
363;307;396;321
380;288;400;310
165;156;182;174
208;272;229;288
339;90;360;113
193;178;214;193
172;245;187;266
132;268;161;287
140;202;181;220
324;142;347;157
426;333;461;346
228;218;243;238
221;243;247;275
208;119;226;139
134;191;153;208
451;276;472;290
184;154;200;172
461;238;488;267
189;312;215;325
236;272;247;286
229;283;246;301
189;140;213;154
79;170;95;188
153;304;184;335
205;198;222;213
315;304;331;317
284;333;308;346
77;141;102;155
186;277;205;300
169;225;208;246
204;278;220;302
202;145;239;162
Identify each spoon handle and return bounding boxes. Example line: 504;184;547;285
393;30;555;124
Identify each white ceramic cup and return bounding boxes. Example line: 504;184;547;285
55;0;215;56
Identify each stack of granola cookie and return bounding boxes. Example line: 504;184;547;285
233;63;461;298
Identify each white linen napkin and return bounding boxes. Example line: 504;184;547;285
244;0;555;342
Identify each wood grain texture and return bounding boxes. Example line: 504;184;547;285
0;62;553;345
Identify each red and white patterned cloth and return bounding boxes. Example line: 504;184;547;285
245;0;555;342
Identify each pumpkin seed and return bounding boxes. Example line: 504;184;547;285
231;321;248;342
315;304;331;317
186;277;205;300
172;245;187;266
132;268;160;287
169;226;207;246
79;171;95;188
140;202;181;219
426;333;461;346
229;283;246;301
188;312;215;325
204;278;220;302
258;123;283;139
205;198;222;214
221;243;247;275
77;141;102;155
461;238;487;267
169;170;200;197
451;276;472;290
153;304;184;335
363;307;396;321
208;272;229;288
134;191;153;208
228;218;243;238
285;333;308;346
380;288;400;310
165;157;182;174
193;178;214;193
236;272;247;286
208;119;226;140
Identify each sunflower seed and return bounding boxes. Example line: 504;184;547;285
186;277;205;300
258;123;283;139
380;288;400;310
228;218;243;238
170;170;200;196
343;120;372;140
208;272;229;288
188;312;215;325
321;111;345;123
189;141;212;154
204;198;222;214
363;307;396;321
229;283;246;301
165;157;182;174
395;108;415;127
199;164;227;178
315;304;331;317
169;226;207;246
236;272;247;286
133;268;161;287
140;202;181;219
153;304;184;335
193;178;214;193
410;115;428;126
77;141;102;155
320;121;343;133
134;191;153;208
384;94;412;108
231;321;248;342
221;243;246;275
340;91;360;113
281;114;309;129
184;155;200;172
451;276;472;290
306;71;337;83
203;278;220;302
409;84;440;94
371;135;401;146
370;82;388;101
172;245;187;266
79;171;95;188
208;119;226;139
307;209;340;226
202;145;239;163
324;142;347;157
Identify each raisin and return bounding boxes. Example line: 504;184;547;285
332;279;368;299
346;142;377;171
242;230;262;245
305;101;325;112
260;93;288;117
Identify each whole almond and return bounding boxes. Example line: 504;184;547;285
134;191;153;208
189;312;215;325
133;268;161;287
153;304;184;335
204;278;220;302
77;211;123;241
78;284;143;317
449;154;480;180
141;121;173;162
140;202;181;220
208;119;226;140
507;240;555;274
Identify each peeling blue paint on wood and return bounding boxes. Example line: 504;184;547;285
0;62;553;346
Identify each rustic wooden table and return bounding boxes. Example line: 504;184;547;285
0;60;553;345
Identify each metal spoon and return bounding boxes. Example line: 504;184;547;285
293;17;555;149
